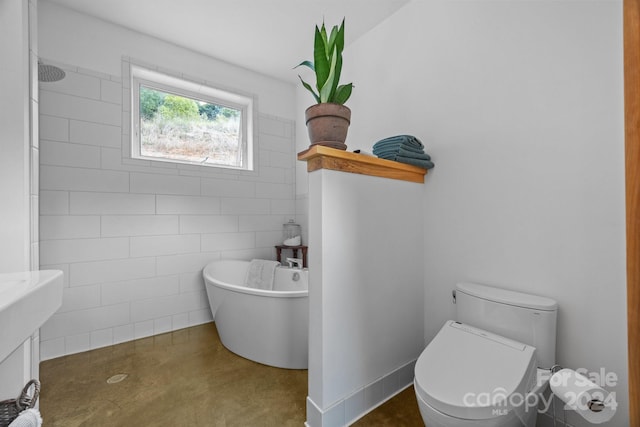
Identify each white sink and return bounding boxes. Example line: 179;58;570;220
0;270;63;363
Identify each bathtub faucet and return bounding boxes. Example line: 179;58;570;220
286;258;303;269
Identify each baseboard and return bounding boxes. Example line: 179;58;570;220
306;359;416;427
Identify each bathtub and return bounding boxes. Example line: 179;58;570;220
202;259;308;369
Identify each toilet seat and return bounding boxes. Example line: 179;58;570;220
414;320;537;421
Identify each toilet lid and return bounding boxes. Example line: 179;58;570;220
414;320;537;420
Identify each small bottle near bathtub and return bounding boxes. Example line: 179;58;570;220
282;220;301;246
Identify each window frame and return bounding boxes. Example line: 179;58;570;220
130;64;254;171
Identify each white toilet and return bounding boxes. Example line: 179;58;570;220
414;282;558;427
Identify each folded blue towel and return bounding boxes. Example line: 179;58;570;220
373;143;424;155
374;147;432;161
373;135;424;150
395;156;435;170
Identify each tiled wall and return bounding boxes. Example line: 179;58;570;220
39;62;296;360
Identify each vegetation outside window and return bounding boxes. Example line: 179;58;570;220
131;65;254;170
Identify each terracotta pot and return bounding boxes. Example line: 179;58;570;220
305;103;351;150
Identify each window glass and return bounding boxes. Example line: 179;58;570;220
131;66;253;170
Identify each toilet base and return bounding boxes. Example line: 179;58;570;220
416;390;538;427
414;375;548;427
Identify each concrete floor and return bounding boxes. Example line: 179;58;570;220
40;323;423;426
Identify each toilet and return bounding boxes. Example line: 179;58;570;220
414;282;558;427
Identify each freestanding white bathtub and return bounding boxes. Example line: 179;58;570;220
202;259;308;369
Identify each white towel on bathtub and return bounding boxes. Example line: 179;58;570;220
245;259;280;290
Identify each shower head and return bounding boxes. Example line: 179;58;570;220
38;62;65;82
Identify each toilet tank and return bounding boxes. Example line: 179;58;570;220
455;282;558;369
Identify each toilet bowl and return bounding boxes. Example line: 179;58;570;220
414;283;558;427
414;321;549;427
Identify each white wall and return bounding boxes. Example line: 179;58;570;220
0;0;32;274
38;4;298;359
38;1;295;121
305;168;424;426
0;0;42;400
337;1;628;426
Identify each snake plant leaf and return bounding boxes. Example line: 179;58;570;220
333;83;353;105
314;25;330;93
294;60;315;72
336;19;345;54
298;76;320;103
296;18;353;105
328;25;338;56
319;48;338;103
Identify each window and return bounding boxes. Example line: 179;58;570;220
131;65;254;170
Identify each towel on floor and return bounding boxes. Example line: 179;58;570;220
245;259;280;290
8;409;42;427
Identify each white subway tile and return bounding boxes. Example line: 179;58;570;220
345;389;365;425
40;115;69;142
40;237;129;264
40;90;120;126
242;166;285;183
256;182;293;199
153;317;172;335
101;148;154;173
260;133;292;153
101;276;179;306
172;313;189;331
58;285;101;313
201;232;255;252
259;115;288;137
70;257;156;287
156;252;219;276
69;120;121;148
239;215;285;232
101;215;178;237
101;79;122;104
179;215;238;234
40;215;100;240
65;333;91;354
188;308;213;325
130;234;200;257
156;195;220;215
40;191;69;215
113;324;134;345
40;165;129;192
41;71;100;99
134;320;154;339
70;192;155;215
130;291;207;323
40;338;65;361
179;272;205;293
41;303;130;340
255;231;282;248
40;140;101;168
130;172;200;195
268;151;294;169
221;247;274;261
270;199;295;215
201;178;255;198
221;198;269;215
90;328;114;350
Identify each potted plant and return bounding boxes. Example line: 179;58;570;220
296;19;353;150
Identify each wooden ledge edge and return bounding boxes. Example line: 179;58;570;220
297;145;427;184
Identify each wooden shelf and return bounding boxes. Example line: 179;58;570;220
297;145;428;183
